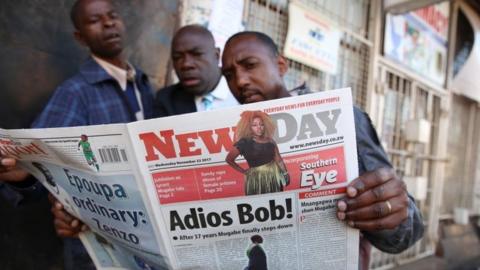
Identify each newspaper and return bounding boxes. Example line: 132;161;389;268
1;88;359;270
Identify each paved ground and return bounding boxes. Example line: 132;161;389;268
393;256;446;270
394;220;480;270
393;255;480;270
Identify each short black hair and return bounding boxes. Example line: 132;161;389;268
172;24;216;53
70;0;113;29
225;31;279;57
174;24;215;42
250;234;263;244
70;0;84;29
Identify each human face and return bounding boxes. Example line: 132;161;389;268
172;31;220;95
222;35;289;104
251;117;265;137
74;0;125;59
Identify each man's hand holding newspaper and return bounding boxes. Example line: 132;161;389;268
49;194;88;237
0;154;29;182
336;167;409;230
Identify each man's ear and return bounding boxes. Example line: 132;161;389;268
277;55;288;76
74;30;87;47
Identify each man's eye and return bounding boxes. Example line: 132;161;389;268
88;17;100;23
245;62;257;69
110;12;119;19
192;51;203;57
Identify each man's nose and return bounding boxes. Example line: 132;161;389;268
103;17;115;27
180;55;195;70
235;72;250;90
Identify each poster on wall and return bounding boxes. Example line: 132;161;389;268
384;1;449;85
181;0;244;52
283;2;341;74
208;0;245;51
181;0;213;26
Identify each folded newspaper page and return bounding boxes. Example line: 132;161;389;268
1;88;359;270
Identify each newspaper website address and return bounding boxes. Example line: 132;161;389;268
289;135;344;150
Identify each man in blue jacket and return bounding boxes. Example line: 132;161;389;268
0;0;155;269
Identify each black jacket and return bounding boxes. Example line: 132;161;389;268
154;83;197;117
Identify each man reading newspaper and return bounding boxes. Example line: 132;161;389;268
219;31;424;269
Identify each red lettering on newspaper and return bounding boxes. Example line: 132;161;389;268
139;109;342;162
138;128;235;161
298;187;347;199
0;140;47;159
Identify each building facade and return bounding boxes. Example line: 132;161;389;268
179;0;480;268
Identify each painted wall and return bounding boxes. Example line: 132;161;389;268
0;0;178;129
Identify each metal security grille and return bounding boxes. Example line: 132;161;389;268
244;1;448;269
244;0;372;109
442;95;480;215
370;60;448;269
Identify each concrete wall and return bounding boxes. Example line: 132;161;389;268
0;0;178;129
0;1;178;269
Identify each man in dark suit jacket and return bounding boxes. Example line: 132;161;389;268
246;235;267;270
155;24;238;117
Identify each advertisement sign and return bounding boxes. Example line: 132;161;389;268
181;0;244;52
384;2;449;85
284;2;341;74
208;0;245;51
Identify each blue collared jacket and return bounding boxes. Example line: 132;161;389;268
0;57;156;270
1;57;155;205
32;57;155;127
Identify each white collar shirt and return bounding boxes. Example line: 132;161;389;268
194;76;239;112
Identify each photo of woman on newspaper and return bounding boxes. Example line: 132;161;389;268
226;110;289;195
